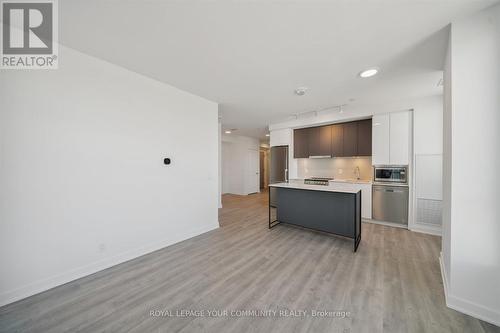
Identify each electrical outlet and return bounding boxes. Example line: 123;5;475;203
338;169;343;175
98;243;106;253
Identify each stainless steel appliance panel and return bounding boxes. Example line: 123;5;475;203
270;146;289;184
373;166;408;184
270;146;289;207
372;185;409;225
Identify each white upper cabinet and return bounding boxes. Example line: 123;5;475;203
372;114;390;165
389;111;410;165
372;111;410;165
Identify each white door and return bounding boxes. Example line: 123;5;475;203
245;149;260;194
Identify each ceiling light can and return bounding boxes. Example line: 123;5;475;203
359;68;379;78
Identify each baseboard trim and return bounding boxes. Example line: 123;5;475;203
410;223;442;236
364;219;442;237
0;222;219;307
362;219;407;229
439;252;450;304
439;252;500;327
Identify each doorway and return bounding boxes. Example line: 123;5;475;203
260;147;270;190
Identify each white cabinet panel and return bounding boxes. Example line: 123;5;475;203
359;183;372;219
372;114;390;165
270;128;292;147
372;111;410;165
389;111;410;165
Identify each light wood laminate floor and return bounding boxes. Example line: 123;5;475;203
1;191;498;333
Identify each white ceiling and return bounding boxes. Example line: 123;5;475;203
60;0;497;138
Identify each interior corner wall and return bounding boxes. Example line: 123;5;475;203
218;121;222;208
0;45;219;307
442;3;500;325
442;26;452;285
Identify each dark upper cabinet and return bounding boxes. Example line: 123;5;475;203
294;118;372;158
357;119;372;156
342;122;358;157
331;124;344;157
309;125;332;157
293;127;310;158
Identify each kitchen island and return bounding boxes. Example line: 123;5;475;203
269;182;361;251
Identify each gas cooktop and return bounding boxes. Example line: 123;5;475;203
304;177;334;186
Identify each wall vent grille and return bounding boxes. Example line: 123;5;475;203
416;198;442;226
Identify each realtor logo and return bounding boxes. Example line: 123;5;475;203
1;0;58;69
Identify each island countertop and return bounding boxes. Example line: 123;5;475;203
268;181;360;194
289;178;372;185
268;180;362;252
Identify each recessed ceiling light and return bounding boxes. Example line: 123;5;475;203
294;87;308;96
265;134;270;137
225;130;231;134
359;68;379;78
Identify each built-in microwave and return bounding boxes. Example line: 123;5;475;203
373;166;408;184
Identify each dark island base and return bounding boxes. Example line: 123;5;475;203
269;186;361;252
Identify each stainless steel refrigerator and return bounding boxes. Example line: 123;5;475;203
270;145;288;183
270;145;288;207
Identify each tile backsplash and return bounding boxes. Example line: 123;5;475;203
297;157;372;180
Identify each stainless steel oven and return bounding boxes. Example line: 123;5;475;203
373;166;408;184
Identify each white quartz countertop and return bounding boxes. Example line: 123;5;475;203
329;179;372;184
269;182;361;194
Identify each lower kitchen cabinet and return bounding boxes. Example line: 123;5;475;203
329;181;372;219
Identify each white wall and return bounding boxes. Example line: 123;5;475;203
221;134;259;196
413;95;443;235
270;98;430;132
442;3;500;325
218;121;222;208
442;30;452;286
0;45;219;306
414;95;443;155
